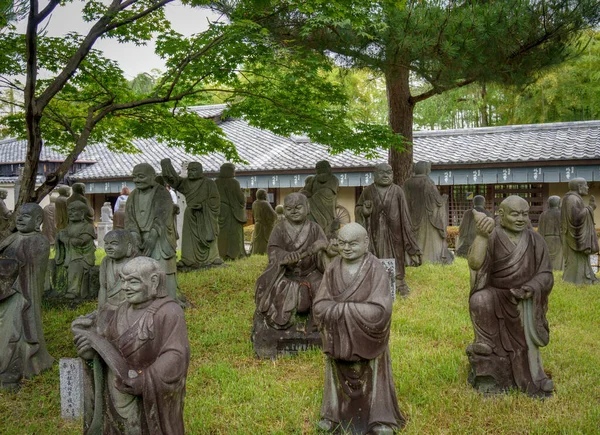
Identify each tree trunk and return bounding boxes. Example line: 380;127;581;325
385;65;414;186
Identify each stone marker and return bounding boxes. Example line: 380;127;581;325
251;189;277;255
215;163;247;260
314;223;405;434
300;160;339;235
42;195;57;245
55;185;71;232
97;202;114;249
466;196;554;397
60;358;84;419
538;195;563;271
456;195;492;258
380;258;397;300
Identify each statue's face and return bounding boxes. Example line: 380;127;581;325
15;208;40;233
132;169;154;191
122;272;154;305
104;236;129;260
338;230;368;261
187;165;203;180
68;206;85;223
499;201;529;233
577;181;589;196
374;165;393;186
284;198;308;224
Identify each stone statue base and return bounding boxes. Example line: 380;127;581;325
251;312;322;359
96;222;113;249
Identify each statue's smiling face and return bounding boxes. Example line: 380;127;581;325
104;236;129;260
132;168;154;190
499;197;530;234
338;223;369;261
374;164;393;186
15;209;38;233
122;273;153;305
284;195;309;224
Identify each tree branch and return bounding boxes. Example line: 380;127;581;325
35;0;60;24
410;78;476;105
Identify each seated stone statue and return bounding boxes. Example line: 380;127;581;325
561;178;599;284
300;161;339;235
538;196;563;271
252;193;336;359
215;163;247;260
0;203;53;390
467;196;554;397
251;189;277;255
56;201;97;299
314;223;405;434
72;257;190;434
456;195;492;258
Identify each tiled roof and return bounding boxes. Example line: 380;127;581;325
0;137;97;163
187;104;228;119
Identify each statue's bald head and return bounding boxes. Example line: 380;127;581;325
498;195;530;233
256;189;267;200
57;185;71;196
284;192;308;208
316;160;332;173
374;163;393;186
414;161;431;175
338;223;369;261
568;177;589;196
499;195;529;212
72;183;85;195
548;196;560;208
473;195;486;207
121;256;168;300
133;163;156;177
219;163;235;178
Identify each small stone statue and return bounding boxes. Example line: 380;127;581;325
300;160;339;234
215;163;247;260
161;159;222;269
42;196;57;246
356;163;421;296
72;257;190;434
0;188;12;237
99;229;138;311
101;202;113;222
67;182;94;222
538;196;563;271
456;195;492;258
125;163;178;299
275;204;285;223
55;201;97;299
252;193;336;359
251;189;277;255
0;203;54;390
97;202;114;249
403;161;453;264
55;185;71;232
314;223;405;433
561;178;599;285
466;196;554;397
113;199;126;230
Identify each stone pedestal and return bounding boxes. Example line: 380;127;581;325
466;351;514;395
96;222;113;249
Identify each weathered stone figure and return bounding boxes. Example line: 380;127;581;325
561;178;599;285
101;202;113;222
252;193;335;359
99;229;138;311
301;161;339;234
55;185;71;232
42;196;57;245
356;163;422;296
161;159;222;269
456;195;492;258
538;196;564;271
67;182;94;222
0;203;53;390
0;188;12;236
275;204;285;223
113;199;126;230
125;163;178;299
403;161;453;264
215;163;247;260
251;189;277;255
314;223;405;434
72;257;190;434
56;201;97;299
467;196;554;397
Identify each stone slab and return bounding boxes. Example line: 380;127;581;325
60;358;84;420
380;258;396;300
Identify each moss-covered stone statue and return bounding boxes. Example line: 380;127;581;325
538;196;563;271
99;229;139;311
456;195;492;258
466;196;554;397
300;160;339;235
0;203;53;391
252;193;336;359
251;189;277;255
0;188;13;237
561;178;599;285
161;159;222;269
67;182;94;222
215;163;247;260
314;223;405;434
55;185;71;232
355;163;421;296
403;161;454;264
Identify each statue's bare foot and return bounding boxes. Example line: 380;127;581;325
541;378;554;393
317;419;335;432
371;424;395;435
467;342;492;356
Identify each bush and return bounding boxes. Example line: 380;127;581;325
447;226;459;249
244;224;255;242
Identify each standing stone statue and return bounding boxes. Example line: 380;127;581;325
0;188;12;237
251;189;277;255
55;201;97;299
215;163;247;260
300;161;339;234
466;196;554;397
67;182;94;222
42;196;57;246
0;203;53;390
314;223;405;434
252;193;336;359
55;185;71;232
125;163;178;299
403;161;453;264
97;202;114;250
456;195;492;258
355;163;421;296
72;257;190;434
99;229;138;311
538;196;564;271
161;159;222;269
101;202;113;222
113;199;126;230
275;204;285;223
561;178;599;285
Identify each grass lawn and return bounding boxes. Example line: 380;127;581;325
1;255;599;434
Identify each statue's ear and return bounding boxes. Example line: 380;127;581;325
149;273;160;297
35;215;43;232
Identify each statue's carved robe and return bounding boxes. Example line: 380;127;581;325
470;228;553;396
251;199;277;255
355;183;420;281
0;232;53;387
55;195;69;231
313;253;405;433
42;203;56;245
56;221;96;298
215;177;247;260
301;175;339;233
538;208;563;271
561;192;599;284
457;206;492;257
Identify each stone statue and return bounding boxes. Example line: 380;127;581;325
72;257;190;434
67;182;94;222
42;196;57;245
99;229;139;311
215;163;247;260
0;188;12;236
113;199;126;230
55;185;71;232
56;201;97;299
251;189;277;255
125;163;178;299
403;161;453;264
275;204;285;223
0;203;53;390
97;202;114;249
355;163;422;296
538;196;563;271
252;193;336;359
161;159;222;269
314;223;405;434
300;161;339;234
456;195;492;258
561;178;599;285
101;202;113;222
466;196;554;397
